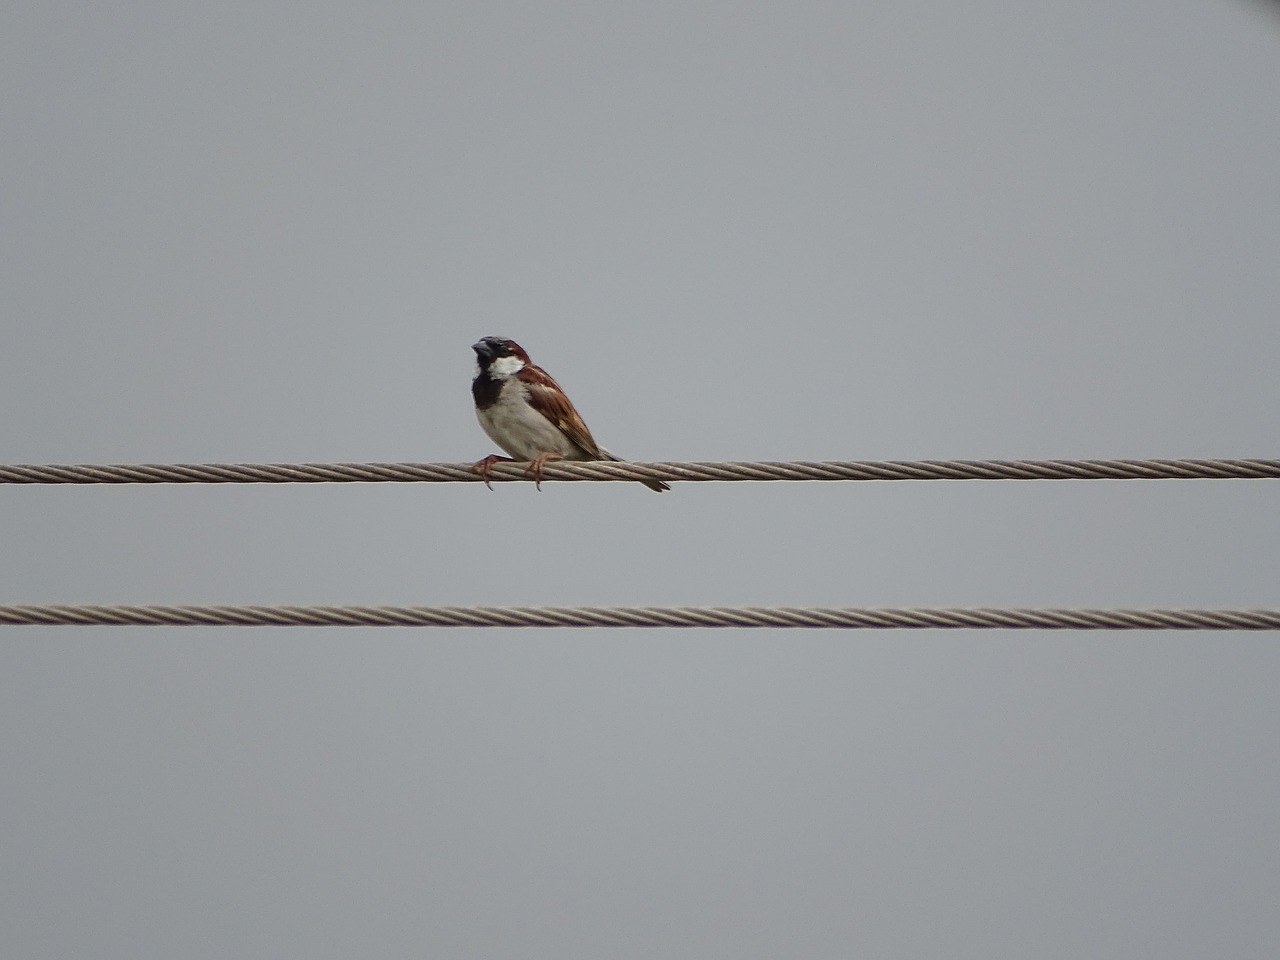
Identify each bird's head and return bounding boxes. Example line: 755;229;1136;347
472;337;530;379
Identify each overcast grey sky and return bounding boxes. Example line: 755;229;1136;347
3;2;1279;957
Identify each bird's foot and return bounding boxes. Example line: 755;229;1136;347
471;454;515;491
525;452;562;491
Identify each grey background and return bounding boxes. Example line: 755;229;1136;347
3;1;1279;957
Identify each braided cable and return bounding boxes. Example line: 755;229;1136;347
0;606;1277;629
0;458;1278;485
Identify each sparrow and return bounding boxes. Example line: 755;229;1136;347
470;337;669;492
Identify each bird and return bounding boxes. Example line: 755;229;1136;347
470;336;669;492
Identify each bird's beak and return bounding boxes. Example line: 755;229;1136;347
472;339;494;359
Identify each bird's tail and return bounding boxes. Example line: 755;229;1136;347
600;449;670;493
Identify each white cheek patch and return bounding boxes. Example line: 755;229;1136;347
488;355;525;379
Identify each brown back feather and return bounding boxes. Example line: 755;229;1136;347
516;364;603;458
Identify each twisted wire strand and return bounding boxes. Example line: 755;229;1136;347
1;458;1278;485
0;606;1277;629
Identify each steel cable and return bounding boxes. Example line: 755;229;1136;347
1;458;1278;485
0;606;1277;629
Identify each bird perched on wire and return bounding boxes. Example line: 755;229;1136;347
470;337;669;492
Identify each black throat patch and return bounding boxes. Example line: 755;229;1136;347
472;373;503;409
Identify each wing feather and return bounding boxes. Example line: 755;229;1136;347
517;364;603;459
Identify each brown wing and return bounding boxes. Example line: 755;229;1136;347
517;364;604;458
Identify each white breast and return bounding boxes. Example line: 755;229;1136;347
477;380;582;461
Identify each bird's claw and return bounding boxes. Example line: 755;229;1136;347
471;455;514;491
525;452;561;492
